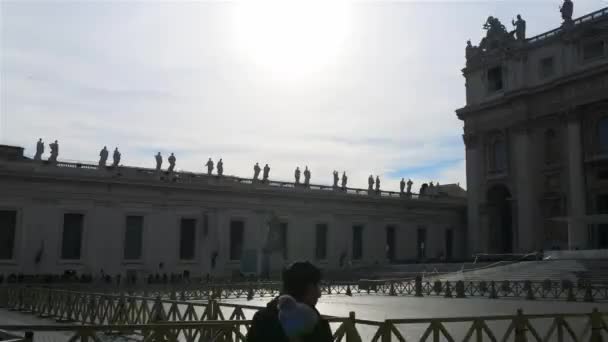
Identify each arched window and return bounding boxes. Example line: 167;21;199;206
544;129;559;164
598;117;608;152
488;134;507;172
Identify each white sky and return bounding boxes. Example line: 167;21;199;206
1;0;605;191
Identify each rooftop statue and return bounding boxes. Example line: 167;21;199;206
341;171;348;189
98;146;109;167
294;167;301;184
561;0;574;23
34;138;44;161
263;163;270;181
206;158;214;175
48;140;59;163
368;175;374;191
406;179;413;194
155;152;162;171
400;178;406;194
168;153;176;172
217;159;223;176
511;14;526;41
375;176;381;192
333;170;339;187
303;166;311;186
112;148;121;167
479;16;514;51
254;162;261;180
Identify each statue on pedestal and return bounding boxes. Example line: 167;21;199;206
368;175;374;191
375;176;381;192
48;140;59;163
333;171;339;188
155;152;162;171
34;138;44;161
206;158;214;175
400;178;406;194
406;179;413;194
294;167;301;185
341;172;348;190
429;181;435;196
98;146;109;167
262;163;270;181
420;183;428;196
511;14;526;41
560;0;573;23
217;159;223;176
168;153;176;172
112;148;121;167
303;166;311;186
254;162;261;180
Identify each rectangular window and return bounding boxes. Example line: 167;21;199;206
539;57;554;78
230;220;244;261
352;225;363;260
279;222;288;259
179;218;196;260
445;229;453;260
487;66;503;92
583;41;605;61
123;216;143;260
61;213;84;260
315;224;328;260
0;210;17;260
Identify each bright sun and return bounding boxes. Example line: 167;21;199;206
231;1;352;79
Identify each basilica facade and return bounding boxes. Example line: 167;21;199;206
458;6;608;254
0;145;466;278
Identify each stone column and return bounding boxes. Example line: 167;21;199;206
513;128;536;252
463;133;482;254
566;118;587;249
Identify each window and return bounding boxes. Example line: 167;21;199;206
583;41;605;61
544;129;560;164
0;210;17;260
61;213;84;260
487;66;503;92
598;118;608;152
279;222;288;259
123;216;143;260
315;224;328;260
539;57;555;78
230;220;244;261
179;218;196;260
352;225;363;260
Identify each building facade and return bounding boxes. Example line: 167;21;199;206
0;145;466;279
458;7;608;253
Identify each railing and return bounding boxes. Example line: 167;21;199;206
21;158;458;202
526;6;608;44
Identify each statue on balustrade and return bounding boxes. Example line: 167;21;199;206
406;179;413;194
479;16;513;51
420;183;428;196
560;0;573;23
368;175;374;191
155;152;162;171
511;14;526;41
375;176;380;192
112;148;121;167
98;146;109;167
428;182;435;196
48;140;59;163
333;170;339;188
341;171;348;190
304;166;311;186
254;162;261;180
168;153;176;172
217;159;223;176
263;163;270;181
400;178;406;194
294;167;301;184
34;138;44;161
206;158;214;175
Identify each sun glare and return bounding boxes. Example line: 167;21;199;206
231;1;352;80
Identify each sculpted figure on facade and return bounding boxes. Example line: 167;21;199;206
341;171;348;190
168;153;176;172
420;183;428;196
112;148;121;167
333;170;339;188
34;138;44;161
479;16;513;51
254;162;261;180
155;152;162;171
303;166;311;186
206;158;214;175
368;175;374;191
375;176;381;192
511;14;526;41
294;167;301;185
217;158;223;176
406;179;413;194
98;147;109;167
560;0;574;23
48;140;59;163
400;178;406;194
263;163;270;181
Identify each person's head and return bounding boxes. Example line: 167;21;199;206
282;261;322;307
